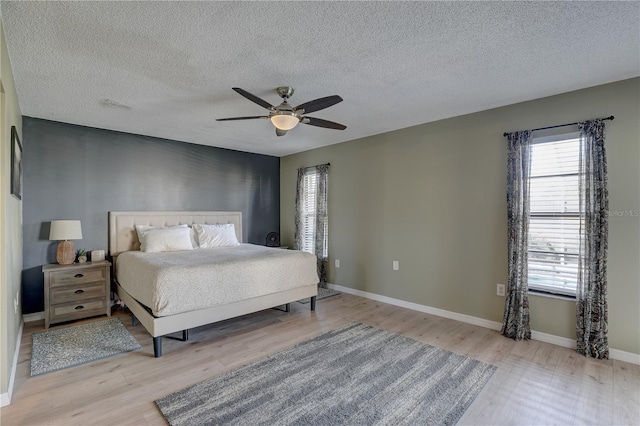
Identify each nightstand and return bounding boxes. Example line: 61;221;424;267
42;261;112;328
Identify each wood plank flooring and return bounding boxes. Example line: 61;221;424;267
1;293;638;425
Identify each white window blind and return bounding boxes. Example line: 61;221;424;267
528;137;581;297
299;168;328;258
301;170;318;254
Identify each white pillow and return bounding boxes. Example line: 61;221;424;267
135;225;194;253
193;223;240;248
136;224;198;249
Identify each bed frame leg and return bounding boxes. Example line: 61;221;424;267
181;329;189;341
132;314;137;327
285;303;290;313
311;296;316;311
153;337;162;358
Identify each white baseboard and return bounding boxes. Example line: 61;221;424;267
327;283;502;331
328;283;640;365
23;311;44;323
0;320;24;407
529;330;574;348
610;348;640;365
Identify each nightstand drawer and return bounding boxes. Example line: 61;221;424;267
49;298;107;322
50;268;106;288
50;282;106;304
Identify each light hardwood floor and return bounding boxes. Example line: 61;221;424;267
2;293;638;425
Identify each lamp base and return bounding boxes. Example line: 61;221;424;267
57;240;76;265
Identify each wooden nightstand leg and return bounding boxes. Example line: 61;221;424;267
44;270;51;328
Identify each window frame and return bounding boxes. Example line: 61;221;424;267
527;130;581;298
299;168;327;256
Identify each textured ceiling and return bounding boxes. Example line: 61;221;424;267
1;1;639;157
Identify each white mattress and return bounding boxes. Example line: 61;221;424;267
116;244;318;317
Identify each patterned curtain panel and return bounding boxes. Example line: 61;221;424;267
501;130;533;341
576;120;609;359
294;168;305;252
293;164;329;286
314;164;329;286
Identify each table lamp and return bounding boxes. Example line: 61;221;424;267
49;220;83;265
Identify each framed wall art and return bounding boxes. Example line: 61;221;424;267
11;125;22;200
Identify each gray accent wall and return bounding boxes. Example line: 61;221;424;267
22;117;280;314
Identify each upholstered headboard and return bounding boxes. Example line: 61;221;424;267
108;211;243;258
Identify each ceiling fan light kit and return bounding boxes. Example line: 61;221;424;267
217;86;346;136
270;114;299;131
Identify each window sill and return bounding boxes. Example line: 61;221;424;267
529;290;576;302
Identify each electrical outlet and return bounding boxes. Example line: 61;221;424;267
393;260;399;271
335;259;340;268
14;291;20;314
497;284;505;296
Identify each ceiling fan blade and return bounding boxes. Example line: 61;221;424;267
295;95;343;114
216;116;268;121
302;116;347;130
232;88;274;110
276;128;288;137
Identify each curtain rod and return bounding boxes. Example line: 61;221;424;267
299;162;330;171
503;116;614;137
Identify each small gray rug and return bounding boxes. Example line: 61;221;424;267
156;322;496;425
30;318;141;376
297;286;340;304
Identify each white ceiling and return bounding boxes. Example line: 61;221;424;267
1;1;638;157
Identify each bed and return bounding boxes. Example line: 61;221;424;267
109;211;318;357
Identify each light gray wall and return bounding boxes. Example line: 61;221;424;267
281;78;640;355
22;117;280;314
1;19;23;400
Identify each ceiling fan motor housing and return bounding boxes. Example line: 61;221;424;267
276;86;295;99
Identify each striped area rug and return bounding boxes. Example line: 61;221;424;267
156;322;496;425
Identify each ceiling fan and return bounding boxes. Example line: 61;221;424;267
217;87;346;137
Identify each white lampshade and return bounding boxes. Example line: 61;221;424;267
49;220;83;241
270;114;299;131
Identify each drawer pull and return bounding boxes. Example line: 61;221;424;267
74;305;84;310
74;289;84;294
74;273;84;278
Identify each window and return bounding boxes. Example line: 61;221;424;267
528;134;581;297
300;169;328;257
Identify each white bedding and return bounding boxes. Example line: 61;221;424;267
116;244;318;317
